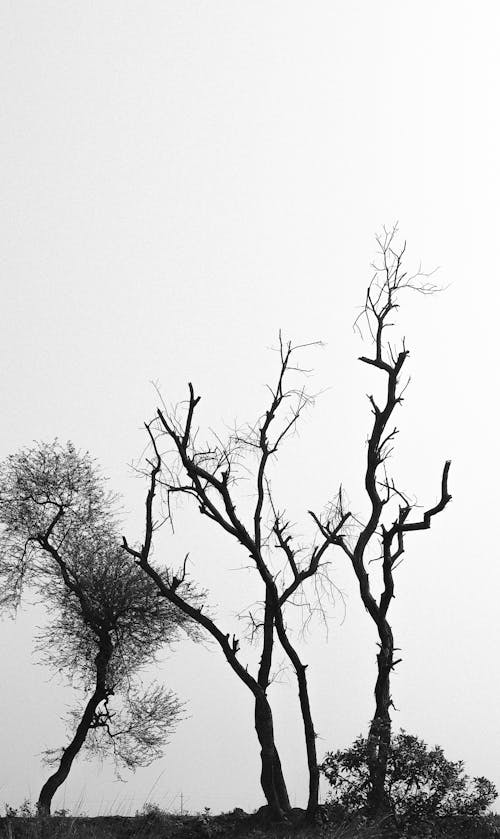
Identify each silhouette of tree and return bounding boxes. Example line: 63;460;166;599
311;227;452;817
123;339;334;821
0;441;197;815
322;730;496;827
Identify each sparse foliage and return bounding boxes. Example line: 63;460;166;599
312;227;452;816
124;337;333;821
0;440;197;815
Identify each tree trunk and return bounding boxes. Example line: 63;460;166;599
133;559;291;823
297;666;320;820
366;622;394;818
272;746;290;813
254;696;289;821
274;611;319;820
37;639;112;816
254;596;291;816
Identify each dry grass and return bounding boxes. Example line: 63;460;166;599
1;808;499;839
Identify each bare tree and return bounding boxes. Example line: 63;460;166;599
311;228;451;817
123;340;333;822
0;441;197;816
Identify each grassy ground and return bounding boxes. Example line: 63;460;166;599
1;808;499;839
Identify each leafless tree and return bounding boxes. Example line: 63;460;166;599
0;441;197;816
123;339;334;822
311;227;451;817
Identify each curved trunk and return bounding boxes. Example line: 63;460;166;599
254;696;289;819
254;595;291;815
37;637;112;816
135;561;289;821
274;609;319;820
297;668;319;820
271;746;290;813
366;621;394;818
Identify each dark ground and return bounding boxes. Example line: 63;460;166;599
1;808;499;839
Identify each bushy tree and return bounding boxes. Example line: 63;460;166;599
0;440;199;815
36;550;186;771
321;731;497;827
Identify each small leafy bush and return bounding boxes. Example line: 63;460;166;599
135;802;166;819
321;730;497;827
4;800;35;818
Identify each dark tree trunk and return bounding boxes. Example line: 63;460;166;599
274;611;319;820
254;696;290;820
366;621;394;818
37;638;112;816
271;746;290;812
297;667;320;820
254;596;291;816
139;563;290;822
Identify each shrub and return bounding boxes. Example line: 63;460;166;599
4;800;35;818
321;730;497;827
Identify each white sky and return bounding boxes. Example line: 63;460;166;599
1;0;499;817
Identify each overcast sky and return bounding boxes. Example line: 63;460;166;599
1;0;499;817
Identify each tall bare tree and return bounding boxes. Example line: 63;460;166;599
0;441;197;816
311;228;452;817
123;340;333;822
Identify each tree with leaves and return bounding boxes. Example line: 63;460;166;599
123;341;335;822
321;730;496;828
312;228;452;817
0;441;198;816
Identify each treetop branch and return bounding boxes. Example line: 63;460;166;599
398;460;452;535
